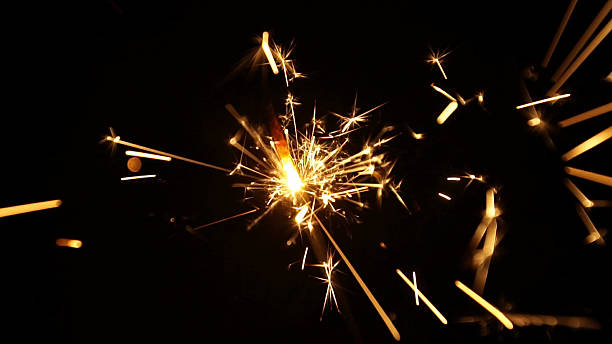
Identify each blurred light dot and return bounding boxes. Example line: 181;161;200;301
127;157;142;172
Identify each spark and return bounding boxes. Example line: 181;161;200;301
312;253;341;320
527;117;541;126
455;280;514;330
447;177;461;181
561;126;612;161
431;83;456;102
565;166;612;187
56;238;82;249
125;150;171;161
0;199;62;218
485;188;496;218
477;93;484;104
563;178;594;208
413;271;419;306
436;101;459;125
438;193;452;201
515;93;570;109
396;269;448;325
301;246;309;270
428;52;450;80
191;208;259;231
558;102;612;128
121;174;156;181
576;204;605;245
541;0;578;68
261;31;279;74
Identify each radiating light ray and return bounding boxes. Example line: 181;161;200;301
576;204;605;245
261;31;279;74
396;269;448;325
413;271;419;306
56;238;82;249
515;94;570;109
447;177;461;181
455;280;513;329
438;193;451;200
0;199;62;218
313;214;400;341
191;208;259;231
591;200;612;207
485;188;496;218
431;83;456;102
541;0;578;68
125;150;171;161
301;246;309;270
565;167;612;187
121;174;156;181
550;1;612;82
474;219;497;294
106;136;230;173
561;126;612;161
470;216;494;253
558;102;612;127
312;253;341;320
506;313;601;329
563;178;594;208
436;101;458;124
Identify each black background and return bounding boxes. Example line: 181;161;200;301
3;1;611;343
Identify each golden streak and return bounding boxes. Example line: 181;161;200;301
396;269;448;325
485;188;496;218
527;117;541;126
0;199;62;218
314;214;400;341
558;102;612;127
563;178;594;208
295;204;308;224
434;58;448;80
561;126;612;161
515;94;570;109
576;204;605;245
301;247;309;270
438;193;452;201
474;219;497;294
506;313;600;329
436;101;458;125
413;271;419;306
447;177;461;181
121;174;156;181
455;280;514;329
478;93;484;104
125;150;171;161
566;166;612;187
431;83;457;102
541;0;578;68
283;158;303;193
56;238;82;249
262;32;279;75
191;208;259;231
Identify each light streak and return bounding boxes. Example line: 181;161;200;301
314;214;400;341
261;31;279;74
438;193;451;201
396;269;448;325
312;254;341;320
515;93;570;109
413;271;419;306
447;177;461;181
527;117;541;126
485;188;496;218
431;83;456;102
56;238;82;249
455;280;514;329
541;0;578;68
0;199;62;218
561;126;612;161
477;93;484;104
106;136;230;173
506;313;601;329
436;101;458;124
563;178;594;208
576;204;605;245
121;174;156;181
191;208;259;231
550;0;612;82
301;247;309;270
474;219;497;294
435;58;447;79
125;150;171;161
548;17;612;96
558;102;612;127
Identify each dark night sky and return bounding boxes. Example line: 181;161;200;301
3;1;611;343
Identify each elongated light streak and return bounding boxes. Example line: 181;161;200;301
559;102;612;127
191;208;259;231
0;199;62;218
438;193;451;201
107;136;230;172
486;188;496;218
431;83;456;102
125;150;171;161
262;32;279;74
527;117;541;126
447;177;461;181
413;271;419;306
301;247;309;270
56;238;82;249
561;126;612;161
434;58;448;79
313;214;400;341
396;269;448;324
565;167;612;187
121;174;156;181
455;280;514;329
516;94;570;109
576;204;604;245
541;0;578;68
436;101;458;124
564;178;594;208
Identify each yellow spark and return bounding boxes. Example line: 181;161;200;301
485;188;496;218
413;271;419;306
527;117;541;126
56;238;82;249
438;193;452;201
434;58;448;79
447;177;461;181
121;174;156;181
558;102;612;127
455;280;514;330
396;269;448;325
125;150;171;161
515;93;570;109
0;199;62;218
478;93;484;104
431;83;457;102
261;32;279;74
190;208;259;231
565;166;612;187
561;126;612;161
436;101;459;125
301;247;309;270
563;178;594;208
283;158;303;193
576;204;605;245
295;204;308;224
